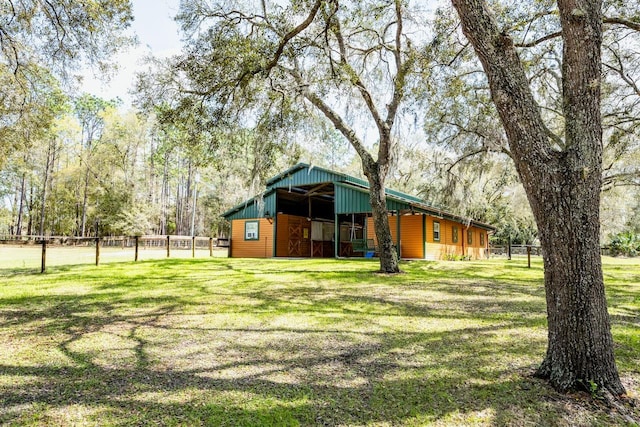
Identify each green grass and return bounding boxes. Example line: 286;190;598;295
0;255;638;426
0;244;228;271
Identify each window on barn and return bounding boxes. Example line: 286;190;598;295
245;221;259;240
433;221;440;242
480;232;485;246
467;229;473;245
452;226;459;243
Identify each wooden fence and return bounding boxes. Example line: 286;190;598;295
0;235;229;273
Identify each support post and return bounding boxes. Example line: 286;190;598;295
166;235;170;258
396;212;401;259
209;237;213;257
41;239;47;273
422;214;427;259
192;236;196;258
527;245;531;268
135;236;139;262
508;236;512;260
95;237;100;266
334;214;339;258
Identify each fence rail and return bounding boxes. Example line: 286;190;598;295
0;235;229;273
490;244;613;257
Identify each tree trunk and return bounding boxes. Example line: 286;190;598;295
533;167;622;393
301;90;401;274
161;152;169;235
452;0;625;394
39;141;54;236
15;173;26;236
363;161;400;273
26;183;34;236
80;168;90;237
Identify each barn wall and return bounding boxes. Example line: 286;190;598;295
366;215;489;260
399;215;424;259
230;218;274;258
367;216;400;246
366;214;423;259
464;226;489;259
425;218;465;260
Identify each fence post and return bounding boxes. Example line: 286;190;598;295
209;237;213;257
135;236;139;262
41;239;47;273
527;245;531;268
508;236;512;260
96;237;101;266
192;236;196;258
166;235;170;258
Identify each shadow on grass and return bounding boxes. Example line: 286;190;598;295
0;310;553;425
0;257;637;425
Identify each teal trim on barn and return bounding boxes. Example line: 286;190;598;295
222;189;277;221
333;182;414;214
222;163;494;230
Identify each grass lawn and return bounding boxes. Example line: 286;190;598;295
0;255;638;426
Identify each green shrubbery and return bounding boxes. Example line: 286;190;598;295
608;232;640;257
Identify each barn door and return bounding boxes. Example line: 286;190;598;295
288;223;302;256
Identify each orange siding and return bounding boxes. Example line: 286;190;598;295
464;226;489;259
430;219;465;260
399;215;423;259
366;214;423;259
366;220;376;241
366;216;400;247
230;218;274;258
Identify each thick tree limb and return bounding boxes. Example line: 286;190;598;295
262;0;325;75
283;66;375;168
330;16;388;149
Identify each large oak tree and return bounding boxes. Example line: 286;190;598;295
154;0;432;273
451;0;625;394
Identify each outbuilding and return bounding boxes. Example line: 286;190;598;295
222;163;494;260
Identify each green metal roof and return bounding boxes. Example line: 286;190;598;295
221;189;277;221
223;163;495;231
265;163;366;190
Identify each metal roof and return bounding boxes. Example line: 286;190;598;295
222;163;495;231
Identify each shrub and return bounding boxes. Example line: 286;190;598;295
608;231;640;257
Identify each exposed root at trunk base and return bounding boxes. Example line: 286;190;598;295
600;390;640;425
535;360;627;397
533;368;639;424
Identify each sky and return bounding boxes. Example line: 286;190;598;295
80;0;182;108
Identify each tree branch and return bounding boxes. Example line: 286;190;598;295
451;0;553;176
515;31;562;48
263;0;324;75
603;46;640;98
330;15;387;144
284;66;375;167
513;16;638;49
604;16;640;32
